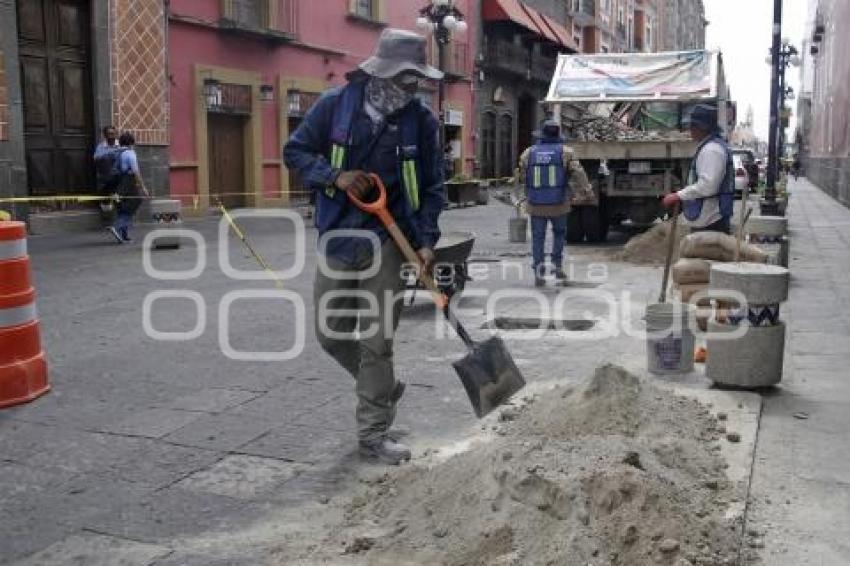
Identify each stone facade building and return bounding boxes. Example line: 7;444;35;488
800;0;850;206
657;0;706;52
0;0;170;228
167;0;476;211
476;0;578;178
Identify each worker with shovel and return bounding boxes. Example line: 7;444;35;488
284;29;445;465
662;104;735;234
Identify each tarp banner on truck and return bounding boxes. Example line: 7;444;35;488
546;50;718;102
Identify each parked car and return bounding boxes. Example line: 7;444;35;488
731;148;756;196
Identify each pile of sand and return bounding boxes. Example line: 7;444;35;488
287;366;740;566
620;221;689;265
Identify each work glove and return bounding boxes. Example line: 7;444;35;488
662;192;681;209
335;170;375;201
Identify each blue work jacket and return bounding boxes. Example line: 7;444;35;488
283;81;444;264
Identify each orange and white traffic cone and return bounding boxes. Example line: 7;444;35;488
0;221;50;409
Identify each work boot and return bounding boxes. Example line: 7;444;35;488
554;267;568;280
387;424;411;442
359;437;412;465
534;276;546;288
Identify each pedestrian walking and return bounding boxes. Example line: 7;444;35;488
93;126;122;207
107;132;149;243
746;157;760;191
283;29;445;465
516;119;591;287
662;104;734;234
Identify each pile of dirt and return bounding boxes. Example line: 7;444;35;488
620;221;689;265
295;366;740;566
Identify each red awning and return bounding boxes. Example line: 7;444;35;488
483;0;575;50
519;4;561;46
538;11;577;52
482;0;541;37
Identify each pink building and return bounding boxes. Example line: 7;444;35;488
167;0;476;212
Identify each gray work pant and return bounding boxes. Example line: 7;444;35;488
314;241;406;442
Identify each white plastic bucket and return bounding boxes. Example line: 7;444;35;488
646;302;696;374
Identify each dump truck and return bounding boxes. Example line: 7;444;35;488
544;50;734;242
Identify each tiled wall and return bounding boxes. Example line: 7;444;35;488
110;0;170;146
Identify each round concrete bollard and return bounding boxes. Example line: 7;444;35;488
706;320;786;387
747;215;787;240
710;263;789;305
149;199;183;249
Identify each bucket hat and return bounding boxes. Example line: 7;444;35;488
348;28;444;81
684;104;718;131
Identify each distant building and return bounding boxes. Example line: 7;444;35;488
477;0;577;178
657;0;706;51
800;0;850;205
167;0;476;211
0;0;170;228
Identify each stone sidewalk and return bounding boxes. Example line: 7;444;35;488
744;178;850;565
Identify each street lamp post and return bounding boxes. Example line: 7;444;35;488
416;0;467;149
765;5;800;216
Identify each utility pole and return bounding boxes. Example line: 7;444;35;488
764;0;782;215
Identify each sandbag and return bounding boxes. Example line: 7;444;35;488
679;231;736;261
672;258;713;285
679;231;770;263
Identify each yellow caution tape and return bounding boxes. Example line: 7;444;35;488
218;203;285;290
0;195;111;204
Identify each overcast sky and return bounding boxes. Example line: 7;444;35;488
704;0;810;140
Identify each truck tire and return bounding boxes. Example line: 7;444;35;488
581;204;609;243
567;208;585;243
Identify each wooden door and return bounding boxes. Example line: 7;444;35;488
18;0;94;196
517;95;536;159
208;114;247;209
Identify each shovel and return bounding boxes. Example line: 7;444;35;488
348;174;526;418
658;202;680;303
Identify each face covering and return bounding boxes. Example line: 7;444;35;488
365;76;416;117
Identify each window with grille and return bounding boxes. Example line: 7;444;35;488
227;0;267;29
354;0;377;20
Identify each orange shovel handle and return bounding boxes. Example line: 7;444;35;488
348;174;448;310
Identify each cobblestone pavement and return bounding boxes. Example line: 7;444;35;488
0;185;844;564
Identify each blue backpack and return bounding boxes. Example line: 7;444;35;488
526;142;569;206
683;135;734;222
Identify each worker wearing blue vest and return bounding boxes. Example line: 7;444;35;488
662;104;735;233
284;29;444;465
518;120;592;287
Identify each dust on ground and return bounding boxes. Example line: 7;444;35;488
620;221;689;265
271;365;742;566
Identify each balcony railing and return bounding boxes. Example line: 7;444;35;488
530;53;557;82
219;0;297;41
483;39;530;77
569;0;596;26
483;39;556;83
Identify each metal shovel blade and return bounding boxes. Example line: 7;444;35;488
452;336;526;418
